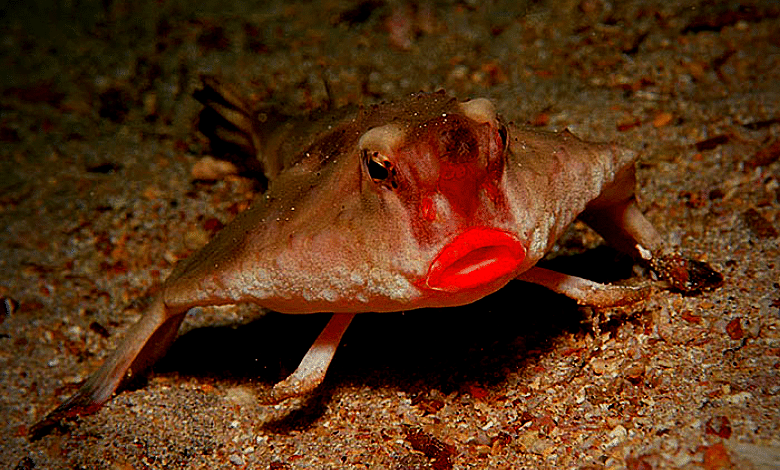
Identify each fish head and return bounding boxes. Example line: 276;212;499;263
228;92;529;312
353;94;525;302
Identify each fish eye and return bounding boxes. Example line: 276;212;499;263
367;155;389;180
362;149;398;189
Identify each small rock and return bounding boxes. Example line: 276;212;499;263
191;156;239;181
591;357;608;375
609;424;627;440
653;111;673;127
723;391;752;405
225;385;256;407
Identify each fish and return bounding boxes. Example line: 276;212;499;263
30;77;722;438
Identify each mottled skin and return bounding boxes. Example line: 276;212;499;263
30;78;721;437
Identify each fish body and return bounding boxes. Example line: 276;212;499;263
172;88;637;313
30;79;721;438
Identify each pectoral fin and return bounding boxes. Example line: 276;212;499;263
517;266;652;308
259;313;356;404
579;195;722;293
30;297;188;440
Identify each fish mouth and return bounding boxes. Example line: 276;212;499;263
423;228;525;292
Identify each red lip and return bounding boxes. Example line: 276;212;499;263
424;228;525;292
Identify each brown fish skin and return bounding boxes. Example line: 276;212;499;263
29;78;721;439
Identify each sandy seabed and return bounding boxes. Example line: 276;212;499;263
1;1;779;468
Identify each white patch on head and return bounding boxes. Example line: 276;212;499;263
241;268;274;300
349;271;364;285
431;193;452;222
367;267;416;301
458;98;498;127
321;288;338;302
358;123;405;156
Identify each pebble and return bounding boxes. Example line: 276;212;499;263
723;391;753;405
225;385;256;407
